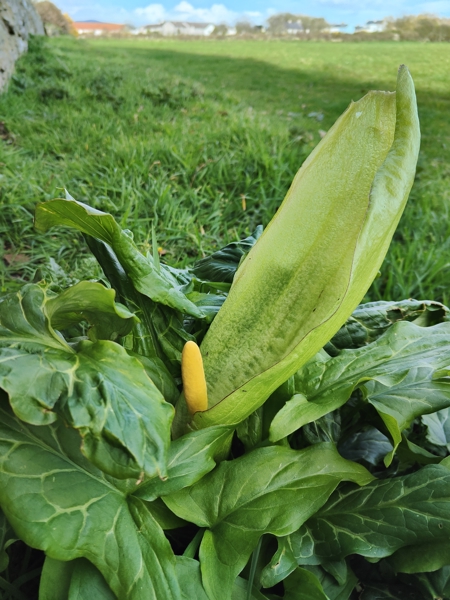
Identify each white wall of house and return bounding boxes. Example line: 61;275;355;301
76;27;103;35
143;21;214;36
183;23;214;35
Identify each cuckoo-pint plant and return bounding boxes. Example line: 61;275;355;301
2;66;450;599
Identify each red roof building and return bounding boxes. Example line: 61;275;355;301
73;21;128;35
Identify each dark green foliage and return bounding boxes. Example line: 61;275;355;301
1;212;450;598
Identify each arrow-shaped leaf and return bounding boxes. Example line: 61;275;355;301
270;322;450;466
35;195;203;318
45;280;138;342
0;284;173;479
325;298;449;356
0;395;181;600
164;443;372;600
134;425;233;501
287;465;450;566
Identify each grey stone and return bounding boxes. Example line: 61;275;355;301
0;0;44;92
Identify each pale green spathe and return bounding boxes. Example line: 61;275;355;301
194;65;420;429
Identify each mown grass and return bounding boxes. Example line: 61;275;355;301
0;36;450;304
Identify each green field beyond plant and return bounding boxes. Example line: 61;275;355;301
1;37;449;301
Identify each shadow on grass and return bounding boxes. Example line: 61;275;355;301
74;39;450;158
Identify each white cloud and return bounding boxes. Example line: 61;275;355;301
58;0;272;25
134;3;166;22
170;1;239;22
132;0;243;24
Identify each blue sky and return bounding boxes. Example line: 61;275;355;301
53;0;450;31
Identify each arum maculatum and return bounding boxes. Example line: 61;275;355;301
181;65;420;429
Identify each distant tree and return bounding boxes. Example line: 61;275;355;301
35;1;75;35
235;21;253;34
384;13;450;41
302;16;329;33
267;13;299;34
213;24;228;36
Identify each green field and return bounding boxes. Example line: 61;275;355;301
1;37;449;302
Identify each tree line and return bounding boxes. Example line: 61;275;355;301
228;12;450;42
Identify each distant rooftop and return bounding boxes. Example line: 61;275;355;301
73;21;127;32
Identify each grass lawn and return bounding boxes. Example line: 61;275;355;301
1;36;449;303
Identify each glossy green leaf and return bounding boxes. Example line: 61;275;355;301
396;436;442;466
269;322;450;465
289;465;450;566
85;235;191;375
175;557;269;600
339;428;393;466
260;536;297;587
325;299;449;356
35;195;203;318
194;66;420;429
385;457;450;575
0;396;181;600
128;352;179;406
144;498;188;530
127;496;182;597
307;564;357;600
387;541;450;575
175;557;210;600
45;280;138;341
40;558;117;600
191;226;263;283
301;409;341;446
283;567;328;600
184;291;226;323
236;407;264;450
232;578;270;600
68;559;117;600
262;543;357;599
0;283;72;353
39;557;75;600
423;408;450;451
134;426;233;501
0;284;173;479
164;443;372;600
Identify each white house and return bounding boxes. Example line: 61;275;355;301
355;20;385;33
143;21;215;36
